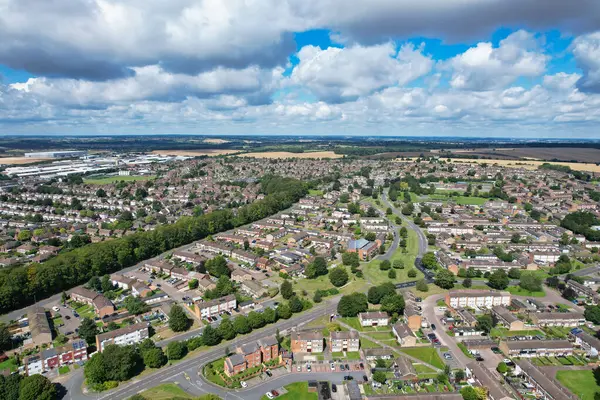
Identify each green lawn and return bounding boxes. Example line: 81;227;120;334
399;347;445;370
140;383;194;400
556;370;599;400
261;382;317;400
75;304;96;319
0;357;18;372
84;175;156;185
58;365;70;375
368;331;394;340
360;337;382;349
308;189;324;196
490;328;545;339
506;286;545;297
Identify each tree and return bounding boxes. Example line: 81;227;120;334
519;271;542;292
0;374;21;400
124;296;150;315
289;296;304;313
342;252;360;268
380;294;405;315
379;260;391;270
496;362;508;374
263;307;277;324
416;279;429;292
217;318;237;341
79;317;99;345
280;280;294;300
585;305;600;325
462;278;472;288
247;311;265;329
0;324;12;352
372;371;387;384
368;283;396;304
305;257;328;279
168;305;191;332
276;303;292;319
142;347;167;368
233;316;251;334
393;260;404;269
460;386;481;400
407;269;417;278
329;267;349;287
188;279;199;290
18;374;56;400
476;314;494;334
205;255;230;278
337;293;368;317
313;291;322;303
421;252;439;269
202;325;222;346
84;344;143;384
435;269;455;289
166;341;187;360
388;269;396;279
87;276;102;291
508;268;522;279
101;275;115;292
488;270;509;290
454;369;465;381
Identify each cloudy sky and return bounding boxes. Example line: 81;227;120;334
1;0;600;138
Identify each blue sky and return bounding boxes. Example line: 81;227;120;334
1;0;600;138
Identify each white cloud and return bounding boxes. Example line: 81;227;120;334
572;32;600;92
290;43;432;102
10;65;283;107
448;30;547;90
543;72;581;91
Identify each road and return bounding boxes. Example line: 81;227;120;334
381;190;428;259
64;299;340;400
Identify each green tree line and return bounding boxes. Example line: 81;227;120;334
0;176;307;314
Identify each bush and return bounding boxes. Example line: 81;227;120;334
388;269;396;279
379;260;391;270
407;269;417;278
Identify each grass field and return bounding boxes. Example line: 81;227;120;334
363;228;422;285
238;151;343;159
427;194;489;206
556;370;599;400
394;157;600;173
506;286;545;297
261;382;317;400
399;347;444;370
84;175;156;185
140;383;194;399
308;189;324;196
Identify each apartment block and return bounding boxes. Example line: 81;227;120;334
290;330;324;353
445;289;511;309
95;322;149;352
193;294;237;319
329;331;360;352
358;312;389;327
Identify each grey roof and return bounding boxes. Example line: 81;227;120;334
226;353;245;368
331;330;359;340
393;322;413;338
467;362;515;400
96;322;148;342
515;359;578;400
257;335;278;348
503;339;572;350
239;342;259;355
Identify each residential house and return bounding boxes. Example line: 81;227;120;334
28;306;52;345
492;306;525;331
499;340;573;358
445;289;511;309
95;322;149;352
466;362;514;400
193;294;237;319
392;323;417;347
358;312;389;327
329;331;360;352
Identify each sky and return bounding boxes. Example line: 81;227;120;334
1;0;600;138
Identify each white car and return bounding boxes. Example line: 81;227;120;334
240;381;248;388
330;362;335;371
52;306;60;312
503;359;512;364
266;393;275;399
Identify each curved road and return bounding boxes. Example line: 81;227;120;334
65;300;340;400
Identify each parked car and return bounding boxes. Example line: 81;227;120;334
52;306;60;312
331;384;337;393
345;364;350;370
330;362;335;371
265;370;272;377
240;381;248;388
271;390;279;396
431;324;436;330
65;315;71;320
265;392;274;399
340;364;345;371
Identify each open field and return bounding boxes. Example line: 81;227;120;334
556;370;599;400
399;347;445;369
0;157;51;165
395;157;600;173
238;151;343;159
84;175;156;185
451;147;600;164
151;149;240;157
202;138;230;144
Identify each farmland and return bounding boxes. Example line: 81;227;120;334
451;147;600;164
237;151;343;159
151;149;240;157
394;157;600;173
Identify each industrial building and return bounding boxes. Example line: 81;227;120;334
25;150;87;159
